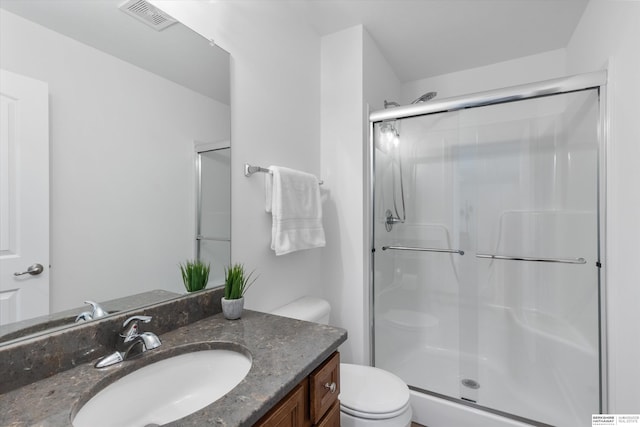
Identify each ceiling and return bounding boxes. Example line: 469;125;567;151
2;0;589;97
288;0;589;83
1;0;230;104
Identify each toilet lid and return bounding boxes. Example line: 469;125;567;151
339;363;411;416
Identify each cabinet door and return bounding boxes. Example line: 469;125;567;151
309;352;340;424
257;379;309;427
315;401;340;427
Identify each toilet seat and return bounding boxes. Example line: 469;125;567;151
341;401;411;420
339;363;411;419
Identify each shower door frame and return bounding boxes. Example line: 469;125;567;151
367;71;609;417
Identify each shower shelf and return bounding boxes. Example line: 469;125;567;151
476;253;587;264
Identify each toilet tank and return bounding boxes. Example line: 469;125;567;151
271;296;331;324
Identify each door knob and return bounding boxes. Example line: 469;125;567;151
14;263;44;276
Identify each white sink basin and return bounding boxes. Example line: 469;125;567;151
73;348;252;427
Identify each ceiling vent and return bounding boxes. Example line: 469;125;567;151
118;0;177;31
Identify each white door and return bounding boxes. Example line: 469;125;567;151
0;69;49;325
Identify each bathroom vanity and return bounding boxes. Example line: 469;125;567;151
257;351;341;426
0;290;347;426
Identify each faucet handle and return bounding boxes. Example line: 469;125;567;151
75;301;108;323
75;311;93;323
120;315;153;342
122;315;152;328
84;300;108;319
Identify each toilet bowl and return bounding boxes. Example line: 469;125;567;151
340;363;412;427
271;297;413;427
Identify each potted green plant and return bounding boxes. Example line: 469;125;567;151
222;263;256;319
179;260;210;293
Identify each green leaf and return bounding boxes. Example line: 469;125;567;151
179;260;211;292
224;263;257;299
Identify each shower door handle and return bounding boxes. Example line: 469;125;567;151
476;253;587;264
381;246;465;255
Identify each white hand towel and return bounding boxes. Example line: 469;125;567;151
265;166;325;256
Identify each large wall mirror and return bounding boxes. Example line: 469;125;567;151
0;0;230;345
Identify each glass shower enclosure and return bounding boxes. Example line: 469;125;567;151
371;78;604;427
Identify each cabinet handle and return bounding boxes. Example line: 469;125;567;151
324;382;337;393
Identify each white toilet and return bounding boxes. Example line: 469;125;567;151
271;297;413;427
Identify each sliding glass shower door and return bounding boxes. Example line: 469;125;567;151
372;89;601;426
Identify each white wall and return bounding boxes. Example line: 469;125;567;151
319;25;401;364
565;0;640;414
320;26;365;364
401;49;566;102
153;3;396;366
363;31;402;112
149;1;324;312
0;10;229;312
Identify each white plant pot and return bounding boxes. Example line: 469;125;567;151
221;296;244;320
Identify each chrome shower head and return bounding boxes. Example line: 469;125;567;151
411;91;437;104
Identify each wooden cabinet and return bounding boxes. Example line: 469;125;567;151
257;352;340;427
257;379;309;427
315;401;340;427
309;351;340;424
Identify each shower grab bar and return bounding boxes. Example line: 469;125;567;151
381;245;464;256
196;235;231;242
244;163;323;185
476;253;587;264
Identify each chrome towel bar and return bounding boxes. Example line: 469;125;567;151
244;163;323;185
476;253;587;264
381;245;465;255
196;235;231;242
244;163;270;177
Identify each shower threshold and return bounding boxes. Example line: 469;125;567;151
409;386;554;427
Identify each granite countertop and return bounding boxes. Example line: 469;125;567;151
0;310;347;427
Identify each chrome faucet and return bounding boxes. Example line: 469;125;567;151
75;300;108;322
95;315;161;368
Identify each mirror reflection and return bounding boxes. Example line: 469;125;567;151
0;0;230;344
196;145;231;287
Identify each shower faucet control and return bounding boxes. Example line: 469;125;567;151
385;209;404;231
